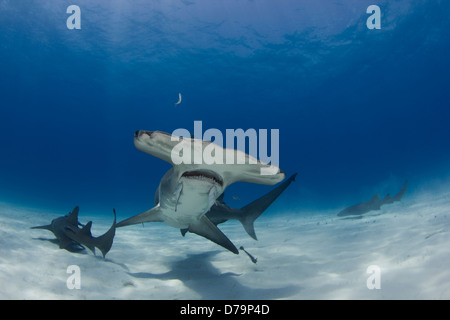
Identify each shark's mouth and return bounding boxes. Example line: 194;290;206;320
181;170;224;186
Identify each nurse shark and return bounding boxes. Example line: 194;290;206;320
337;181;408;217
116;130;286;254
31;206;116;258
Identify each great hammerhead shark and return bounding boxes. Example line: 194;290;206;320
31;206;116;258
337;181;408;217
116;130;286;254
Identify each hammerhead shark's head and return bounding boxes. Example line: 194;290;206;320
337;181;408;217
31;206;116;258
116;130;286;254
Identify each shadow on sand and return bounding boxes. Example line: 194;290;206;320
128;251;300;299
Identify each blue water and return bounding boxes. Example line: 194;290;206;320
1;0;449;217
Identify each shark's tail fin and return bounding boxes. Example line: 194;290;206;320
391;181;408;202
94;209;117;258
238;173;297;240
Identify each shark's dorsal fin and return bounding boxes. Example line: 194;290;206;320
80;221;93;237
370;193;380;201
67;206;80;226
383;193;391;201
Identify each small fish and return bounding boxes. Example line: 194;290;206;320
174;93;182;106
240;246;257;264
232;196;240;200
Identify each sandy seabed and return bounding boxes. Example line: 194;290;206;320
1;192;449;300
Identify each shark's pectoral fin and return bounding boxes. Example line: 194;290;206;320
188;216;239;254
116;206;164;228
